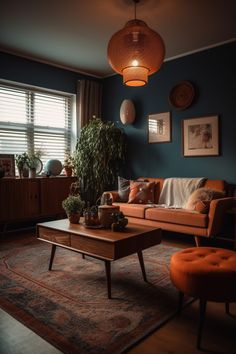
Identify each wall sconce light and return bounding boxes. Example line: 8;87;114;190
120;99;135;124
107;0;165;87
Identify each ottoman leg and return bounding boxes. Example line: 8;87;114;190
197;299;207;350
225;302;230;314
178;291;184;314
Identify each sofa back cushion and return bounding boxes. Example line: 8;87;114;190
203;179;226;191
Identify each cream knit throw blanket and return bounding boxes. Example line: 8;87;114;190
158;177;206;208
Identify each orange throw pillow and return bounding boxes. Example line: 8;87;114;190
195;200;211;214
185;187;225;212
128;181;155;204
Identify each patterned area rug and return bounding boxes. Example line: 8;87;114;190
0;236;189;354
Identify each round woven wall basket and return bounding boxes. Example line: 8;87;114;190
169;81;195;110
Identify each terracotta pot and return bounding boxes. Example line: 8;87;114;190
64;166;72;177
68;213;80;224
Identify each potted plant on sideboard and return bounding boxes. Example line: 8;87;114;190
27;150;43;178
63;151;75;177
15;152;29;177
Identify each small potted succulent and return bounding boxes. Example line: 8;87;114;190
62;194;85;223
111;211;128;231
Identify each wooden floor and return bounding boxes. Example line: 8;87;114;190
0;231;235;354
129;301;236;354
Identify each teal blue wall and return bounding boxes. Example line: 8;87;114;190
102;42;236;184
0;51;95;93
1;43;236;184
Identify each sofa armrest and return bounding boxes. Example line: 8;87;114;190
102;191;120;202
207;197;236;236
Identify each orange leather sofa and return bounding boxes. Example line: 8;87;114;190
107;178;236;246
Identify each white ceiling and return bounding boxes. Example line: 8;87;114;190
0;0;235;78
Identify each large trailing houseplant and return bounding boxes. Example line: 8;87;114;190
74;118;126;204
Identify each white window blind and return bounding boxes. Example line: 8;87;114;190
0;81;73;170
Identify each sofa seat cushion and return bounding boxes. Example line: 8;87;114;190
145;207;208;228
113;202;148;219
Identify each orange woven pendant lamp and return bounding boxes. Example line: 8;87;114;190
107;0;165;87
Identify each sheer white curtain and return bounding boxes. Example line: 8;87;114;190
76;80;102;135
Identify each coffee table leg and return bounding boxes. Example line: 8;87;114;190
49;244;56;270
105;260;112;299
137;250;147;282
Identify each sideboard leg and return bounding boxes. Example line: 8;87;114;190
225;302;230;314
194;236;201;247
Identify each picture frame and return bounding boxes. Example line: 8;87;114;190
148;112;171;143
182;115;219;157
0;154;15;177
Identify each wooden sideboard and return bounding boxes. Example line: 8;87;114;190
0;176;76;232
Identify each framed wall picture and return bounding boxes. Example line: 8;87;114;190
0;154;15;177
148;112;171;143
182;115;219;157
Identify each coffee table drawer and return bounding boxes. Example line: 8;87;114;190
71;234;114;259
38;227;71;246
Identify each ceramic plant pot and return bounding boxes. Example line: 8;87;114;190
68;213;81;224
64;166;73;177
29;169;36;178
98;205;120;228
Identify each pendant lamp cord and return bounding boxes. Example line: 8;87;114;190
133;0;139;20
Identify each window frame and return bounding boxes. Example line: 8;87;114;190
0;79;76;174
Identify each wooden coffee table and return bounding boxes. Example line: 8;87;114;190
37;219;162;298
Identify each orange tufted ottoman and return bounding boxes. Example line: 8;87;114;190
170;247;236;349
